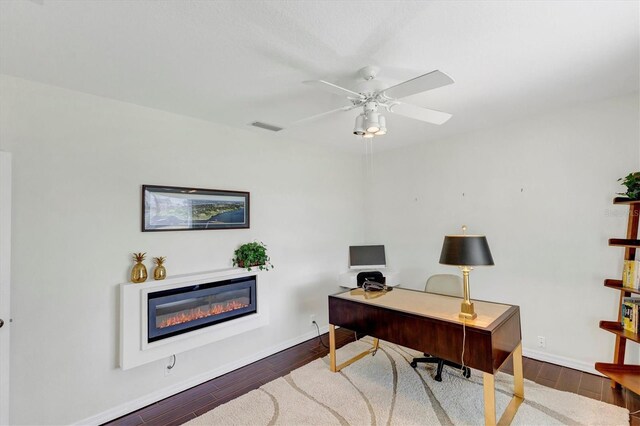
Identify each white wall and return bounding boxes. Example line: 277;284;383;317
0;75;365;425
2;72;638;424
363;93;640;372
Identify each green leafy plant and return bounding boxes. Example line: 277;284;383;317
232;241;273;271
618;172;640;200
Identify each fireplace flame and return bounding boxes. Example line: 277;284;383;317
158;300;249;328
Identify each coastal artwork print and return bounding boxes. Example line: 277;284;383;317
142;185;249;231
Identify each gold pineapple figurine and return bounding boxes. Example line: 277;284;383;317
153;256;167;280
131;252;148;283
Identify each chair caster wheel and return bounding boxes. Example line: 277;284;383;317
434;374;442;382
410;361;417;368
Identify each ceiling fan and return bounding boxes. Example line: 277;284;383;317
300;65;454;139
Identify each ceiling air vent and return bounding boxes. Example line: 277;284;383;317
250;121;283;132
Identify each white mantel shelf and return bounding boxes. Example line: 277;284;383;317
120;267;269;370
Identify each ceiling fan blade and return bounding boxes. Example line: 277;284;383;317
389;102;452;125
303;80;365;100
382;70;454;100
290;105;357;126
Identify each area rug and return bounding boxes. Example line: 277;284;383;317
186;339;629;425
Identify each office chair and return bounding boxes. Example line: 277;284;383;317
409;274;472;381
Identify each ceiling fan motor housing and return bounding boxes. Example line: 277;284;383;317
364;101;378;113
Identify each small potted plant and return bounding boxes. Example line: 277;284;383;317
232;241;273;271
618;172;640;200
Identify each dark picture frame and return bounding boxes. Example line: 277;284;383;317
142;185;250;232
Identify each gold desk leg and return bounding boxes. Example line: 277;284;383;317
513;343;524;398
495;342;525;426
483;372;496;426
328;325;379;373
329;324;337;372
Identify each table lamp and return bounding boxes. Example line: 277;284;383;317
439;226;494;320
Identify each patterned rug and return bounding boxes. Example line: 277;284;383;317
186;339;629;425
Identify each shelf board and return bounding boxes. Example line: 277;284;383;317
609;239;640;248
604;279;640;295
600;320;640;343
595;362;640;394
614;197;640;205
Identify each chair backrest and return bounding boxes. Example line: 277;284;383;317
425;274;463;297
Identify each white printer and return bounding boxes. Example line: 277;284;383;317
337;245;399;288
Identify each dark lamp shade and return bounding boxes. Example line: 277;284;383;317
439;235;495;266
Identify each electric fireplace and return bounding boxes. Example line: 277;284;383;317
147;275;256;343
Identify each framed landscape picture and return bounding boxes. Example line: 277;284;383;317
142;185;250;231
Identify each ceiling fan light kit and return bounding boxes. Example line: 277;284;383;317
365;112;380;133
375;115;387;135
303;66;454;141
353;114;366;136
353;112;386;138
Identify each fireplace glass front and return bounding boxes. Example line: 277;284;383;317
147;276;256;343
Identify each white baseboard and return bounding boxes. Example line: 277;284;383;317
75;325;329;426
523;347;603;376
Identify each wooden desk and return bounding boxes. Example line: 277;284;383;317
328;288;523;426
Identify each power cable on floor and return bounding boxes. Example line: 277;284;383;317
313;321;329;349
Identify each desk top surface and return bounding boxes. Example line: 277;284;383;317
331;288;514;330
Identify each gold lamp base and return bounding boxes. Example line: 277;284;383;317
459;300;477;320
459;267;477;320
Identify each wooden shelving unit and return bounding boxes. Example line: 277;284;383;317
595;363;640;395
598;197;640;391
614;197;640;205
609;239;640;248
599;320;640;343
604;279;640;295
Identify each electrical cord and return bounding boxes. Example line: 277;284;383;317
354;332;377;356
461;320;466;369
167;354;176;370
460;319;468;377
312;321;329;349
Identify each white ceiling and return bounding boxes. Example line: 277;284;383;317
1;1;638;152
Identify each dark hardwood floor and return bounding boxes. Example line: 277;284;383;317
105;329;640;426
